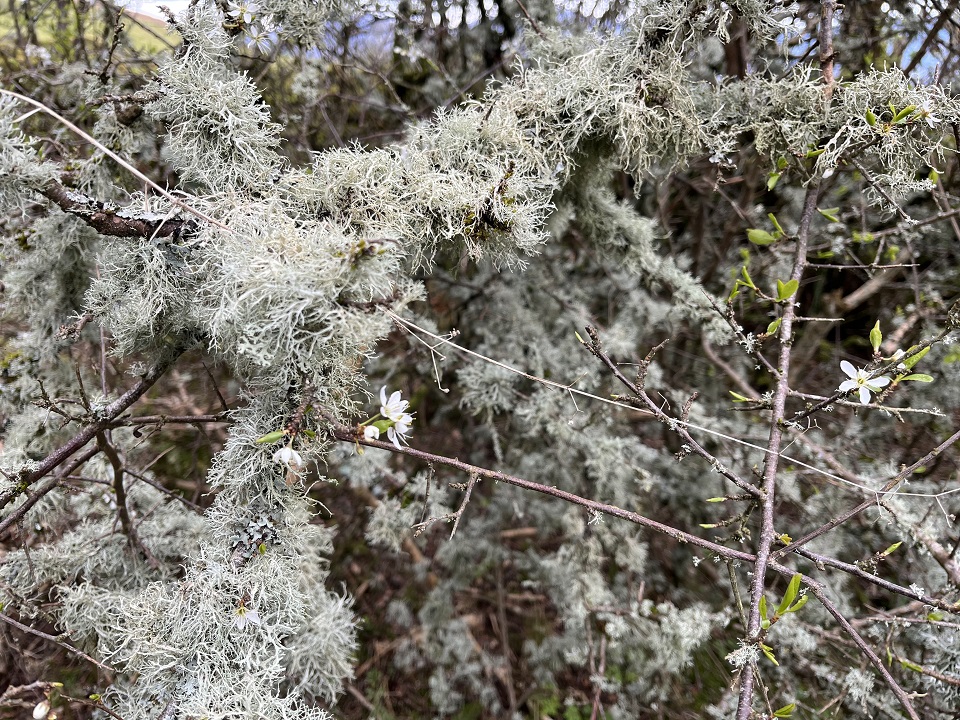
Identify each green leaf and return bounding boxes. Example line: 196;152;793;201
777;156;789;171
767;172;781;191
901;373;933;383
699;523;718;529
787;594;808;613
759;594;768;620
740;265;757;288
865;108;877;126
929;168;940;184
255;429;287;444
899;658;924;673
729;391;751;403
776;279;799;301
766;317;782;335
892;104;917;122
575;331;585;344
881;541;902;556
747;228;776;245
706;497;727;503
777;573;802;616
927;611;945;621
805;147;825;158
818;207;841;222
774;703;796;718
902;345;930;370
870;320;882;352
761;643;779;666
852;231;875;244
767;213;785;236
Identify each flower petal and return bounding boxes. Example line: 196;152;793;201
858;387;871;405
840;360;858;379
387;427;402;450
838;379;858;392
869;376;891;388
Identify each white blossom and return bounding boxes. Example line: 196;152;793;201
387;413;413;450
380;386;410;422
246;26;273;54
32;701;50;720
919;100;940;128
233;603;261;630
363;425;380;441
838;360;891;405
272;445;305;472
227;1;259;23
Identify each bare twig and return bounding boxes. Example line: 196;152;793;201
0;610;113;672
96;430;160;569
581;328;760;499
0;352;181;518
736;180;821;720
449;473;479;539
331;423;756;564
775;427;960;559
778;565;921;720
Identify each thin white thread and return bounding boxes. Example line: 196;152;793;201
1;89;228;231
386;310;960;500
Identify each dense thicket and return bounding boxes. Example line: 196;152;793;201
1;1;960;719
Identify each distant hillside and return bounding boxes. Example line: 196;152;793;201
0;3;179;60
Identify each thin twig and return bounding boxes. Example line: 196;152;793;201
332;423;756;564
0;89;227;231
779;565;920;720
0;611;113;672
0;352;181;516
736;179;821;720
449;473;479;539
775;427;960;559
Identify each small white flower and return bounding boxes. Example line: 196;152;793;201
919;100;940;128
363;425;380;441
822;167;835;179
838;360;891;405
228;1;259;23
380;386;410;422
387;414;412;450
233;603;261;629
246;26;272;54
33;701;50;720
272;445;305;472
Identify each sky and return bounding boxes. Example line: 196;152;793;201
122;0;193;19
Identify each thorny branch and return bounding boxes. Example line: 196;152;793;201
0;351;182;520
325;407;945;720
734;178;821;720
580;328;761;499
